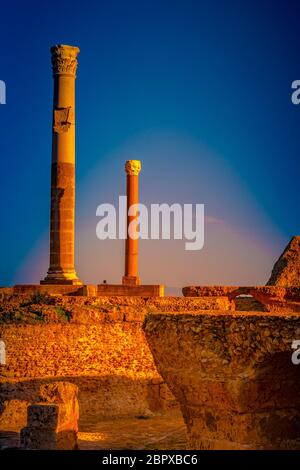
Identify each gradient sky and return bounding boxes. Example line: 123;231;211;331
0;0;299;292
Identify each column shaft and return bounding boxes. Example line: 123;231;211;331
122;160;141;286
41;45;81;285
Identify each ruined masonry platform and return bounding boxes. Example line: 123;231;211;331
13;284;164;297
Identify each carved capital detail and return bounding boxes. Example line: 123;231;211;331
125;160;141;176
50;44;80;77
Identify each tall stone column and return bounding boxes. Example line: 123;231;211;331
122;160;141;286
41;45;82;285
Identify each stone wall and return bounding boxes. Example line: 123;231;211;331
144;308;300;449
0;294;229;431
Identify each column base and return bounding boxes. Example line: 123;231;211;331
41;271;83;285
122;275;140;286
13;284;96;296
98;283;164;297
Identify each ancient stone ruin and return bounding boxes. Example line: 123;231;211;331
21;382;79;450
144;286;300;449
41;45;81;286
267;236;300;287
142;266;300;450
1;43;300;451
34;44;162;297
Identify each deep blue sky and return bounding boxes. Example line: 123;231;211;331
0;0;299;286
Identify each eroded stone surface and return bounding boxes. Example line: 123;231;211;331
21;426;77;450
3;293;300;448
20;382;79;450
1;411;186;450
267;236;300;287
1;295;198;428
144;310;300;449
182;285;300;313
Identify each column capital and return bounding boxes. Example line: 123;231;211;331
50;44;80;77
125;160;141;176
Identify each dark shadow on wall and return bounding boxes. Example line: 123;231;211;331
0;375;178;433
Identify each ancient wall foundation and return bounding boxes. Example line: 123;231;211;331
0;294;228;431
144;304;300;449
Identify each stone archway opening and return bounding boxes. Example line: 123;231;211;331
233;294;266;312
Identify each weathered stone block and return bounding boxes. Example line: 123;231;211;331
144;310;300;449
38;382;79;432
97;284;164;297
20;427;77;450
182;285;300;313
267;236;300;287
27;404;59;429
20;382;79;450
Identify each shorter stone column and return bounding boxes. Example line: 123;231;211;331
122;160;141;286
